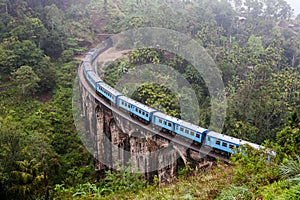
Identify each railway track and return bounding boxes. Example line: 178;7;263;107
78;56;230;163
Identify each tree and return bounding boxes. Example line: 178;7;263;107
247;34;265;57
283;35;300;67
276;111;300;156
0;38;45;74
9;159;44;200
0;117;27;199
11;65;40;95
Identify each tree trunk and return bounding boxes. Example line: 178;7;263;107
104;0;107;14
43;154;49;200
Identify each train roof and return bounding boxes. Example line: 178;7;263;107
207;131;276;156
207;131;242;145
240;140;262;150
98;82;123;97
87;71;102;83
118;95;157;113
153;112;208;133
83;62;93;71
207;131;263;149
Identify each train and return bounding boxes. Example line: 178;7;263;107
81;40;276;159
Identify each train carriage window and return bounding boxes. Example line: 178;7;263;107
128;104;131;108
196;133;200;138
168;122;172;127
175;125;179;130
142;111;145;115
216;140;220;145
146;113;149;117
180;127;184;132
222;142;227;147
163;121;167;125
208;137;210;141
229;144;235;149
190;131;195;136
159;119;162;124
121;101;124;105
136;108;138;112
185;129;189;134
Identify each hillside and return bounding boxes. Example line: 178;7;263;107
0;0;299;199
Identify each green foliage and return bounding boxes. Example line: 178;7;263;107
11;65;40;95
178;162;194;178
247;34;265;57
258;155;300;199
0;38;44;74
276;111;300;156
0;0;300;199
257;180;291;199
278;155;300;184
278;183;300;200
104;163;146;194
104;48;208;125
216;185;253;200
231;145;279;188
54;163;146;199
132;83;180;117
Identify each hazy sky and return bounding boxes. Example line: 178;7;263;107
285;0;300;17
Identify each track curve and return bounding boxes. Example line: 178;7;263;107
77;38;230;163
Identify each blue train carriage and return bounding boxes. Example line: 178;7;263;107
85;71;102;90
83;54;92;63
152;112;207;143
117;96;157;123
83;62;94;76
152;112;176;132
175;119;208;143
97;82;123;104
86;48;100;62
205;131;241;154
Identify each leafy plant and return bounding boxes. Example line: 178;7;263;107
216;185;253;200
278;155;300;184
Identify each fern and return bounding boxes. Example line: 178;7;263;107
278;155;300;183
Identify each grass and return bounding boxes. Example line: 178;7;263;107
106;163;235;200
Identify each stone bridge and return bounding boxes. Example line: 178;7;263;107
75;68;211;183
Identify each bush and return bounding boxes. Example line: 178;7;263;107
216;186;253;200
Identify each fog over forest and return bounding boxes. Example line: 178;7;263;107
285;0;300;15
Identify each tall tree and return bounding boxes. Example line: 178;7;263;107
11;65;40;95
276;111;300;156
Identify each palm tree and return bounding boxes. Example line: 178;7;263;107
9;159;44;199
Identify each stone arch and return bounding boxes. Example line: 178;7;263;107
109;119;129;145
128;131;158;180
172;144;187;165
109;118;130;169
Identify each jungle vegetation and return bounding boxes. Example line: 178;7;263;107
0;0;299;199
